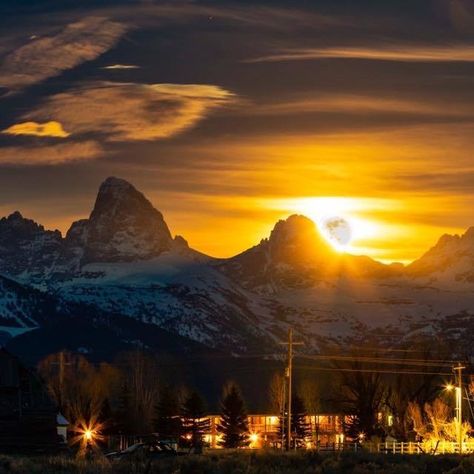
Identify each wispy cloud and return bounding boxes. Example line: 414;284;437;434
22;82;236;141
248;95;474;118
107;3;343;31
101;64;140;70
2;121;70;138
0;141;101;165
0;17;127;90
247;44;474;63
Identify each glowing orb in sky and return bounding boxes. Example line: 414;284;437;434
322;216;352;250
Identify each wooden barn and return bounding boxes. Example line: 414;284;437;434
0;349;61;453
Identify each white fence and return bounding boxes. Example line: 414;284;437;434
377;441;474;455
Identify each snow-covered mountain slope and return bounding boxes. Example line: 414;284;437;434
54;250;277;351
0;177;473;354
0;274;60;345
408;227;474;284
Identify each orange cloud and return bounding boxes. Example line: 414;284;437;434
248;44;474;63
2;121;70;138
23;82;236;141
248;95;473;117
0;141;101;165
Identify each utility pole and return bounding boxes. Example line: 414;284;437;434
280;328;303;451
454;363;465;453
281;376;286;451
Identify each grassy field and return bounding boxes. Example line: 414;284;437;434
2;451;474;474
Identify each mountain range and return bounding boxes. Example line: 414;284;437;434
1;177;474;361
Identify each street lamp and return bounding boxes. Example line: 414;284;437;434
445;363;466;454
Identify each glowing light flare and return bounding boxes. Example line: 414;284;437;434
70;419;104;456
266;196;388;254
249;432;259;446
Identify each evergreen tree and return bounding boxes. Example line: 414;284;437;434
154;384;182;442
291;394;310;448
181;391;210;450
278;393;310;449
278;413;287;449
217;384;250;448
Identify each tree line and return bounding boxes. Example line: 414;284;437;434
37;342;474;449
38;350;314;449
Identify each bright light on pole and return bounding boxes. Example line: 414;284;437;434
448;364;466;454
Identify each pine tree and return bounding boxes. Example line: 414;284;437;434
181;391;210;450
278;413;287;449
278;394;310;449
217;384;250;448
291;394;310;448
154;385;182;442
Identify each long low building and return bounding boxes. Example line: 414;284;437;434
204;413;347;449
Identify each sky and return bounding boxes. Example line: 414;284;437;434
0;0;474;264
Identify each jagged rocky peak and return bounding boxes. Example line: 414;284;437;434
68;176;176;263
463;227;474;241
408;226;474;275
0;211;63;278
0;211;61;240
267;214;334;264
89;177;171;233
222;214;337;288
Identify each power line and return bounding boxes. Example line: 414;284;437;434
297;354;454;367
296;365;452;376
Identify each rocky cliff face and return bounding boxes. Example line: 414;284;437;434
73;177;175;264
220;215;335;289
0;211;62;279
58;176;189;271
0;177;186;281
222;214;392;290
